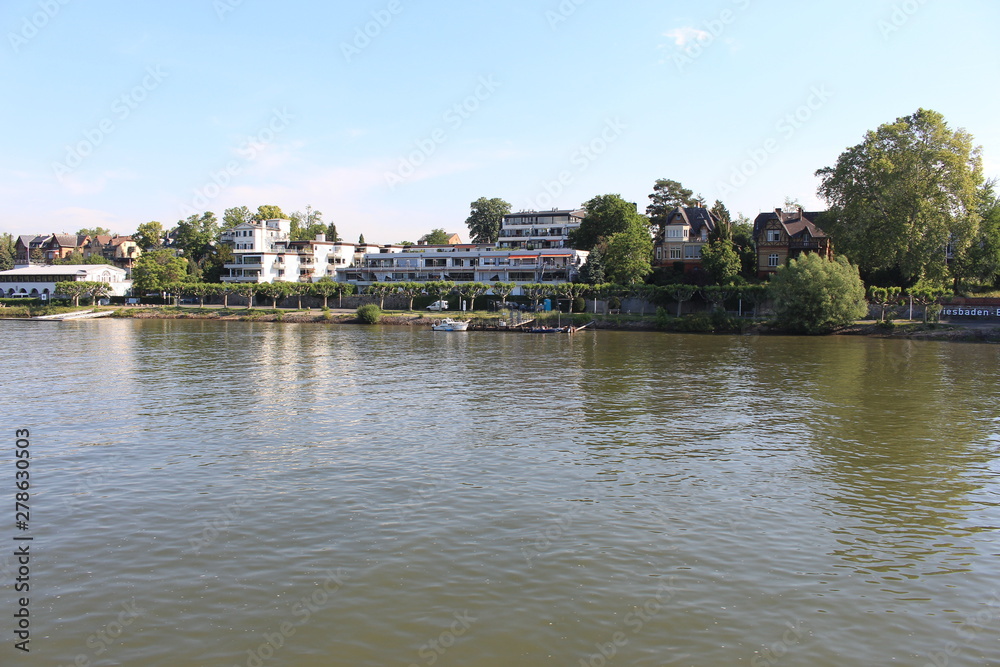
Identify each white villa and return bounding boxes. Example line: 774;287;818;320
0;264;131;298
220;219;368;283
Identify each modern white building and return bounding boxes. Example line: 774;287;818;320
339;245;588;290
0;264;131;298
219;219;361;283
498;209;585;250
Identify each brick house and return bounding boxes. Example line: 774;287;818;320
753;208;832;277
652;206;720;274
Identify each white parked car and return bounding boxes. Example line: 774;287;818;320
426;300;449;311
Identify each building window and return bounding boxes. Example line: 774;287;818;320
655;247;663;260
669;246;681;260
666;227;686;239
768;254;780;267
767;230;781;242
684;246;701;259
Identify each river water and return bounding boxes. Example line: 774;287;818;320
2;318;999;666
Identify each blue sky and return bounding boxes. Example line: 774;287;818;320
2;0;997;243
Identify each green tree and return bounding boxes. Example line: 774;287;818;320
358;234;366;245
335;281;356;308
491;281;516;306
455;282;489;310
708;201;732;233
199;244;234;283
601;225;652;285
869;286;902;321
132;249;188;293
222;206;252;230
0;233;15;271
731;215;757;278
134;221;165;251
578;249;605;284
770;254;868;333
521;283;545;310
289;207;325;241
646;179;701;232
252;205;286;222
395;281;425;311
54;280;93;307
465;197;511;244
54;251;112;266
816;108;983;283
234;282;258;309
424;280;455;303
700;239;741;285
172;212;218;263
310;278;340;309
325;222;340;243
951;180;1000;288
562;282;589;313
419;228;451;245
665;284;698;317
77;227;112;237
571;194;648;251
256;282;282;309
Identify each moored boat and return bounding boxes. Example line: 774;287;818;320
431;318;470;331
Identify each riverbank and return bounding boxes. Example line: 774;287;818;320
5;305;999;341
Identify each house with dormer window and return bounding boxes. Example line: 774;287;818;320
652;206;720;273
753;207;832;277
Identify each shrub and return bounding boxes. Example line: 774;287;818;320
770;254;868;334
572;297;586;313
356;304;382;324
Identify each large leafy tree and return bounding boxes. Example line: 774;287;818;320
770;254;868;334
465;197;511;244
134;221;165;251
289;207;326;241
132;249;189;293
816;108;983;283
570;194;648;251
951;180;1000;288
646;179;701;232
172;212;218;263
222;206;252;230
600;225;653;285
700;239;741;285
252;205;286;222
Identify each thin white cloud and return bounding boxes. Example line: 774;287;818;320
663;27;710;48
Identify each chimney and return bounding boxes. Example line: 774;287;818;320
316;233;326;242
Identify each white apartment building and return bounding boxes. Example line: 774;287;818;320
339;245;588;290
220;219;359;283
498;209;585;250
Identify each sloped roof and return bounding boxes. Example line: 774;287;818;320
753;208;828;240
665;207;718;237
110;236;134;246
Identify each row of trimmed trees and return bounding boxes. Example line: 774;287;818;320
161;279;357;309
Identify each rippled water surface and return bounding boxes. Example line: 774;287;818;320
2;319;999;666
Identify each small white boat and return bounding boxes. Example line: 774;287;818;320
431;318;470;331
